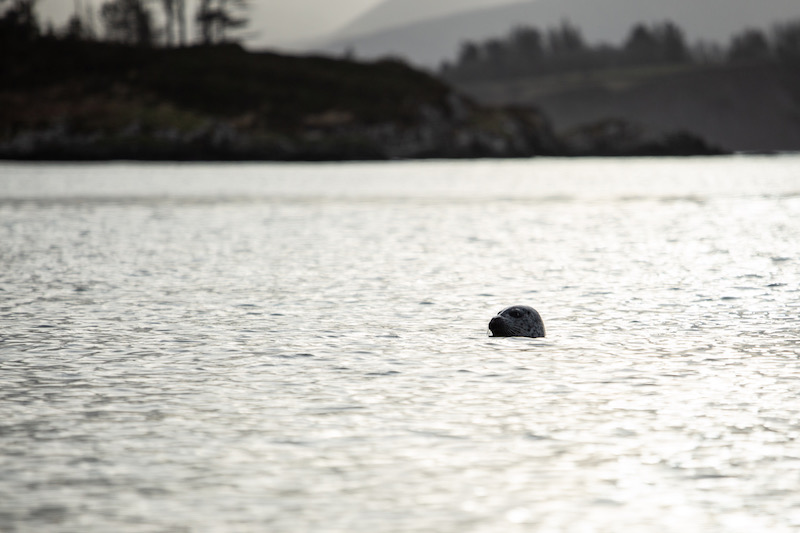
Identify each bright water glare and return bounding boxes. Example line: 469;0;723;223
1;157;800;533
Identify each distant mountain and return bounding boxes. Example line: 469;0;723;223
331;0;521;41
316;0;800;67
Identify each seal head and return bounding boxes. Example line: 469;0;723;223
488;305;545;338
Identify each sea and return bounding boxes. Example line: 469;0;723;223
1;156;799;533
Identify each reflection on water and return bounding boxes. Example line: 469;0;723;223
1;157;800;532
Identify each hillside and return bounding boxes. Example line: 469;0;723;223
318;0;800;67
454;62;800;153
0;38;567;160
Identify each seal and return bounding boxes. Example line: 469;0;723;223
488;305;545;338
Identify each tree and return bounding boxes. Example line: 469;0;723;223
0;0;39;45
624;24;658;62
63;0;97;41
624;21;688;64
773;20;800;64
510;26;544;61
483;38;507;63
100;0;155;46
458;41;481;65
547;20;584;56
655;21;689;62
196;0;248;45
441;19;695;81
161;0;175;46
160;0;186;47
728;29;771;62
65;13;86;39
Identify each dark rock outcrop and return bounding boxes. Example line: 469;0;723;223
562;118;725;156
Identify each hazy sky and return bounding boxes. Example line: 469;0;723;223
38;0;381;47
36;0;521;49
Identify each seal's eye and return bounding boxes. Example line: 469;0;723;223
509;309;523;318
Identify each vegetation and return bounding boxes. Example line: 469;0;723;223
100;0;156;46
0;0;452;125
441;19;800;82
0;9;567;160
0;0;248;46
0;1;724;159
196;0;247;45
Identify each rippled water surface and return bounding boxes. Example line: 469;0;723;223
2;157;800;533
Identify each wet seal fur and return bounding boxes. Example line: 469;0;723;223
488;305;545;338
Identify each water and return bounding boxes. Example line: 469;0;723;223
1;157;800;533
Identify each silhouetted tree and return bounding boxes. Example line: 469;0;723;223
100;0;155;46
176;0;186;45
547;21;584;55
160;0;186;46
624;21;688;64
65;13;86;39
510;26;545;59
0;0;39;45
445;21;589;80
62;0;97;41
773;21;800;64
508;26;545;74
728;29;771;62
624;24;658;61
656;22;689;62
197;0;248;45
482;39;506;62
161;0;175;46
440;19;713;83
458;41;481;65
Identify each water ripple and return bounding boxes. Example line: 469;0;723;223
1;158;800;532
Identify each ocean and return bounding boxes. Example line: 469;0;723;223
2;156;800;532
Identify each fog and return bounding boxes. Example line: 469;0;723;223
35;0;521;49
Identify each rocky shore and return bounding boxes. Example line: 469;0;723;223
0;95;565;161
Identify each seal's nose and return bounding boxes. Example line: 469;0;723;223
488;316;503;335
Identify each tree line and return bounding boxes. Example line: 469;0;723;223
0;0;249;47
441;19;800;81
